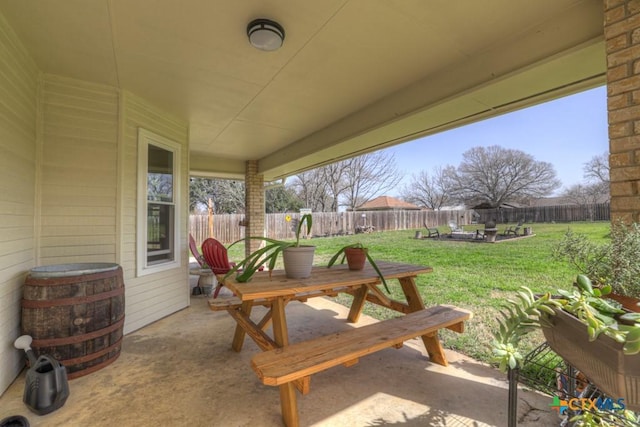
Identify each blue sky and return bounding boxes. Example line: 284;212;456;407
385;85;608;196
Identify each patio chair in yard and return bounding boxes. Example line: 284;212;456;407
503;220;524;236
448;221;462;233
423;222;440;238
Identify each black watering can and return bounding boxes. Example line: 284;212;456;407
13;335;69;415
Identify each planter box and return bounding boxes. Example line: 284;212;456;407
542;307;640;411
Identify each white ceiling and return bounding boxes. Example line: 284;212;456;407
0;0;606;180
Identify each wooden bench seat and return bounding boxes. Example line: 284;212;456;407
251;304;472;387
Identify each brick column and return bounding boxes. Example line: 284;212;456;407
605;0;640;223
245;160;265;257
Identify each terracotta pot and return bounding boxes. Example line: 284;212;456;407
282;246;315;279
542;307;640;411
344;247;367;271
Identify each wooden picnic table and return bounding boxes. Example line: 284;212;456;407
213;261;471;427
220;261;432;350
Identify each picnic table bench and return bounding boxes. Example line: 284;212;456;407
252;304;471;385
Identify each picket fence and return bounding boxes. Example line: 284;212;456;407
189;203;610;245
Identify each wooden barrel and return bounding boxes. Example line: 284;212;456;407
21;263;125;379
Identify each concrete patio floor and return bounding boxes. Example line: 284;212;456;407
0;285;560;427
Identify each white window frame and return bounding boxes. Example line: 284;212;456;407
136;128;181;277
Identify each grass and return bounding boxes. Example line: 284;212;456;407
225;221;612;366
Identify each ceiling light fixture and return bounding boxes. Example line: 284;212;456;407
247;19;285;51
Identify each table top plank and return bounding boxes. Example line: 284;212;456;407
221;261;432;301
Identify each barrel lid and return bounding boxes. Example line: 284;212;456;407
29;263;119;278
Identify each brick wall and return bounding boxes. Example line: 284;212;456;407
244;160;265;256
606;0;640;223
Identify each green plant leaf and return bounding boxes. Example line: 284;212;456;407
294;214;313;246
508;354;517;370
365;251;389;293
620;312;640;323
624;327;640;343
623;339;640;355
576;274;594;295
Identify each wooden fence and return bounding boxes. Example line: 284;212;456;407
191;209;471;244
189;203;611;245
474;203;611;225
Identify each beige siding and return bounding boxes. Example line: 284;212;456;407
0;13;38;394
38;75;119;265
120;92;189;334
38;81;190;336
0;15;190;395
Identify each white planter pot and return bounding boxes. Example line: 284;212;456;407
282;246;315;279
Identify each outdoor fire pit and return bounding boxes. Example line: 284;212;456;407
484;221;498;242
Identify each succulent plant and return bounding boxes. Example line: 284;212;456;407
492;275;640;373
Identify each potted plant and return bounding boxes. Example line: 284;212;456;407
225;214;314;282
327;243;390;293
553;221;640;311
492;276;640;411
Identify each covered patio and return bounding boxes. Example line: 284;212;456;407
0;291;557;426
1;0;639;425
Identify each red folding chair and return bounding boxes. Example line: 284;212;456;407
201;238;238;299
189;234;206;268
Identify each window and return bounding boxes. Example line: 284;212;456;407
137;129;181;276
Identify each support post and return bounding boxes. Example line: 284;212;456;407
507;367;518;427
245;160;265;257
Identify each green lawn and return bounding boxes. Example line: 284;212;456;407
226;221;611;365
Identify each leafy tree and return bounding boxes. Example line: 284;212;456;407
191;178;304;214
148;173;173;202
400;166;453;210
445;145;561;207
265;185;304;213
189;177;245;213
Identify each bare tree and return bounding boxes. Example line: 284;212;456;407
561;181;610;220
446;145;561;207
341;152;403;210
320;161;351;212
291;151;403;212
400;166;454;210
583;152;610;184
290;170;334;212
562;182;609;205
